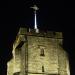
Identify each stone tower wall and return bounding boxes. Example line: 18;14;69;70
27;36;59;74
7;28;70;75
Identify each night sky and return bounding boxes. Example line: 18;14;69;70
0;0;75;75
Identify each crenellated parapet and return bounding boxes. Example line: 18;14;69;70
17;28;63;38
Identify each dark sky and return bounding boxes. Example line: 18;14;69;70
0;0;75;75
0;0;64;28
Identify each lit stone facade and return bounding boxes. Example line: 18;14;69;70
7;28;70;75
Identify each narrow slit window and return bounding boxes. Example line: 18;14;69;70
42;66;44;72
40;48;45;56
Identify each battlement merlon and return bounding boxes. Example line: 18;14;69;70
13;28;27;49
18;28;63;39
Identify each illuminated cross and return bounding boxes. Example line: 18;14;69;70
30;5;39;33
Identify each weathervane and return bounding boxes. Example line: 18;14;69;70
30;5;39;33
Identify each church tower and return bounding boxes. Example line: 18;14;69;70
7;5;70;75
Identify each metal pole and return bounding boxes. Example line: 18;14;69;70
30;5;39;33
